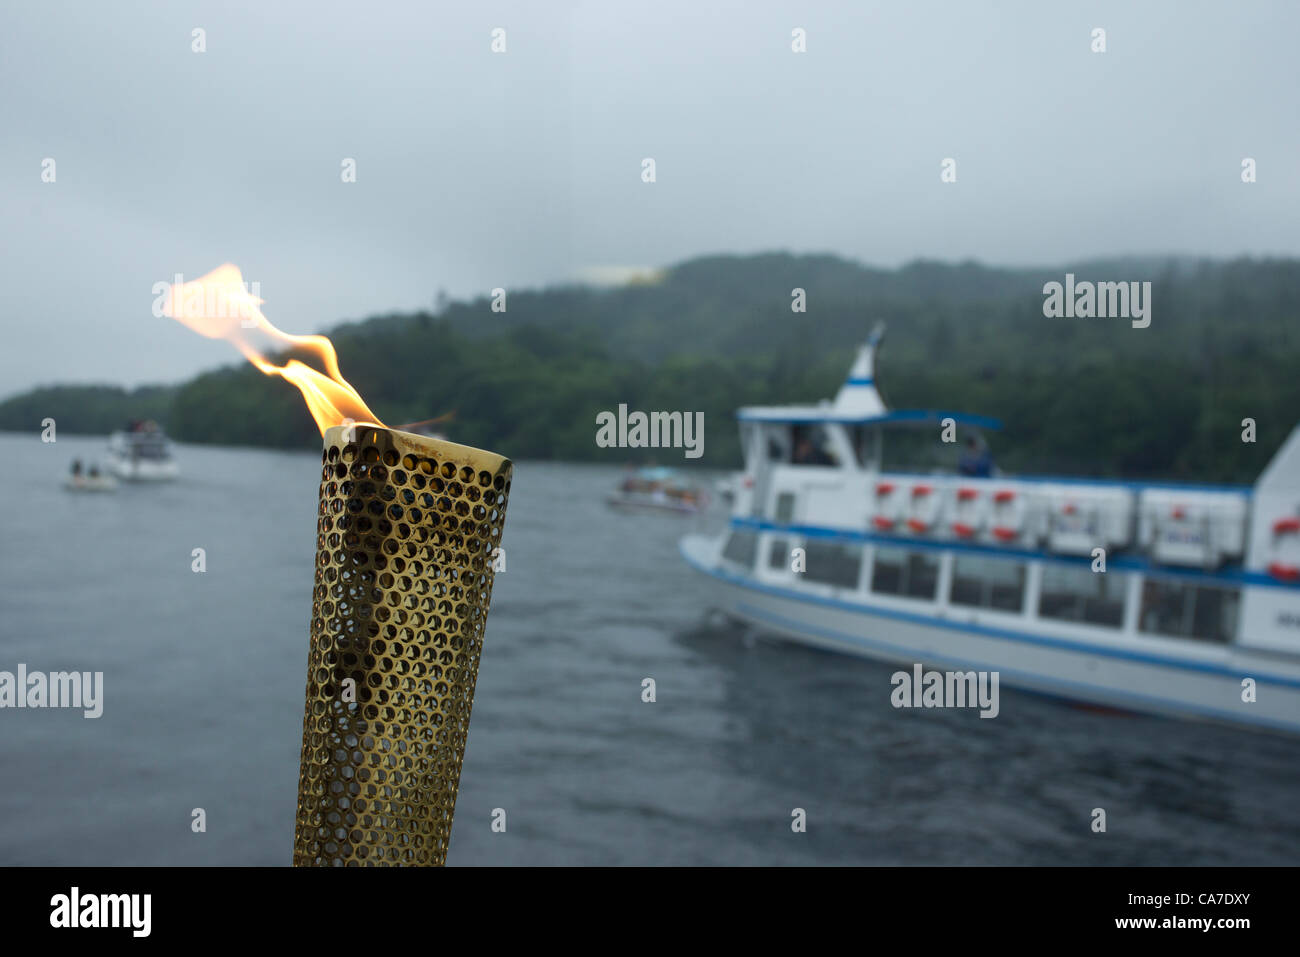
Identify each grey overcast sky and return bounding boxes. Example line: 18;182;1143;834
1;0;1297;394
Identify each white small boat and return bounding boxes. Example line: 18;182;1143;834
64;473;118;493
106;422;179;481
681;325;1300;734
608;466;706;515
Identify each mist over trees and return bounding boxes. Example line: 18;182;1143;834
2;253;1296;482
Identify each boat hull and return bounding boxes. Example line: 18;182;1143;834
63;476;118;493
106;457;179;482
680;534;1300;735
607;494;700;515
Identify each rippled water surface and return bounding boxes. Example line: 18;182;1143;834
0;432;1297;865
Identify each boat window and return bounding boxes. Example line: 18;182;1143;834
768;537;791;570
905;552;940;599
740;423;757;463
851;426;878;468
791;425;838;467
1138;580;1238;644
721;529;759;571
871;547;939;600
950;556;1026;613
774;492;797;523
766;425;791;462
871;547;905;594
880;430;952;473
804;541;862;589
1192;586;1239;644
120;436;170;460
1038;564;1125;627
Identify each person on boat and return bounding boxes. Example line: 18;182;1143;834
70;459;83;477
88;464;101;478
958;436;993;477
792;427;835;466
620;463;638;493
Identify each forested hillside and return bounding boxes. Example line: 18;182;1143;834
3;253;1296;481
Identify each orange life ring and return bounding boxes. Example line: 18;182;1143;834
873;481;901;530
906;484;939;533
952;486;986;537
1269;517;1300;580
991;489;1023;541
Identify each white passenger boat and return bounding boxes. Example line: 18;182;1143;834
680;327;1300;734
106;422;180;481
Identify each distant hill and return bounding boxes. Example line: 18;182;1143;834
0;384;176;438
2;252;1297;480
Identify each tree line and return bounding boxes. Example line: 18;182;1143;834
2;252;1296;482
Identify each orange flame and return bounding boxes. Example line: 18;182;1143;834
162;264;384;435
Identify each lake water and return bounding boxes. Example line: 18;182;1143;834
1;431;1297;865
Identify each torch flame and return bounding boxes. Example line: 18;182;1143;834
162;264;384;435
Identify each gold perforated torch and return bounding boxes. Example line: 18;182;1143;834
163;267;511;866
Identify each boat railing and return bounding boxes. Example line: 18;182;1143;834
757;467;1254;574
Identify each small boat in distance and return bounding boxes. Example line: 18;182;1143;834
608;466;706;515
64;460;118;493
680;324;1300;734
106;420;179;482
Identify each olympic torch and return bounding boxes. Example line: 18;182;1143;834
161;266;511;866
